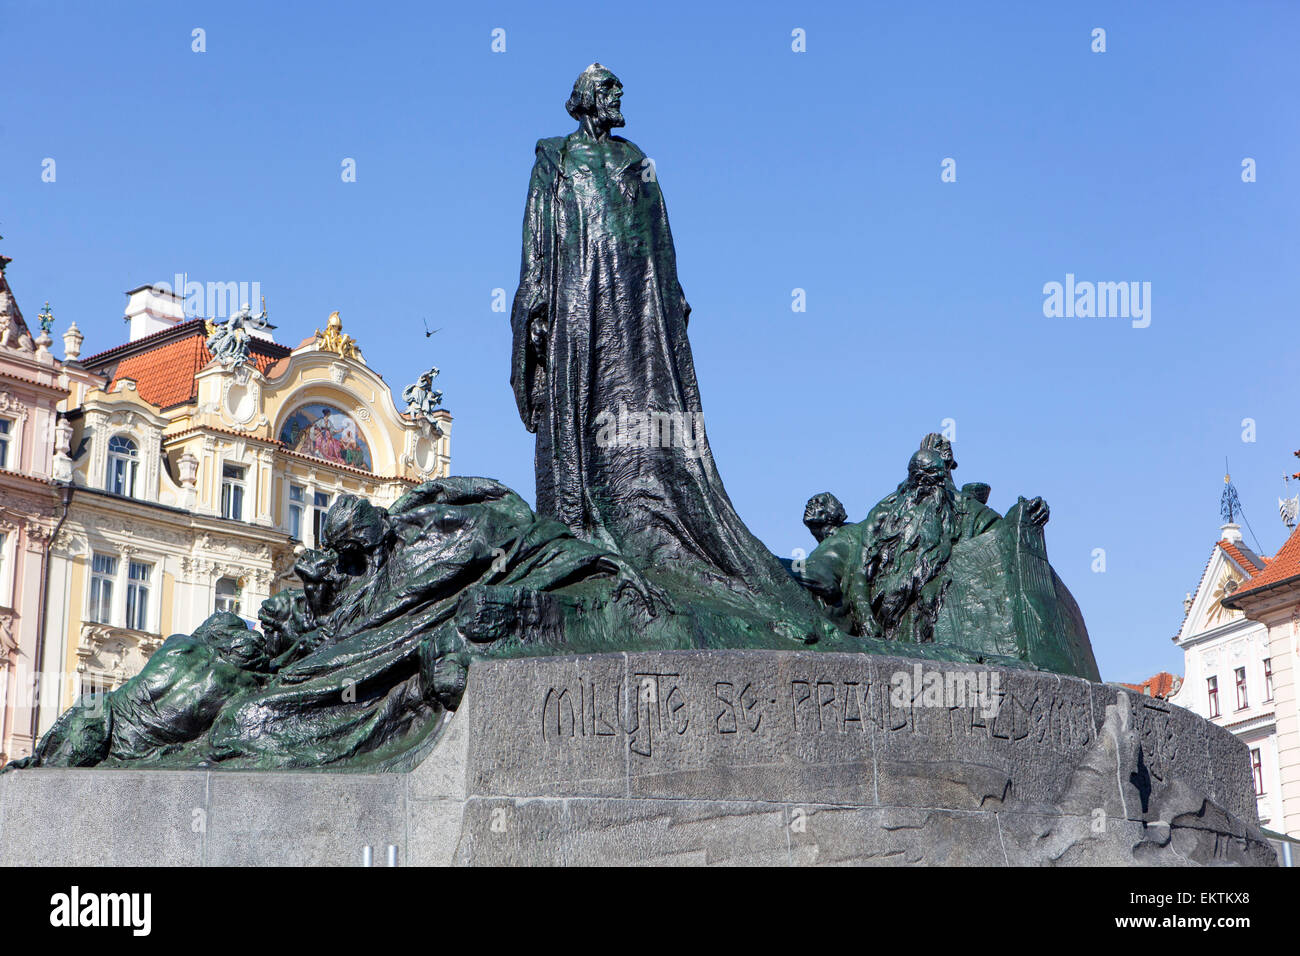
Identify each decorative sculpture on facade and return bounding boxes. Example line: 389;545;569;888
0;305;17;350
401;366;444;431
204;302;263;369
314;311;361;361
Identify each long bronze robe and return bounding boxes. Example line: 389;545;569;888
510;131;814;610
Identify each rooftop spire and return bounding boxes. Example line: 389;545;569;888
1221;468;1242;525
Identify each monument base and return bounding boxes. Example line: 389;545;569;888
0;651;1275;866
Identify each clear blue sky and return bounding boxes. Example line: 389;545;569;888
4;0;1298;681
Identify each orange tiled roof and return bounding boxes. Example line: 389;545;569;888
1218;539;1266;575
1229;525;1300;602
106;329;285;409
81;318;212;367
1117;672;1180;699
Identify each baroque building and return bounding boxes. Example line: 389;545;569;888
0;258;65;763
10;281;449;749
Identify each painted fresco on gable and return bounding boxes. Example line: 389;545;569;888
279;403;372;471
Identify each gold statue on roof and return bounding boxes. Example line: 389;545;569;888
314;310;361;361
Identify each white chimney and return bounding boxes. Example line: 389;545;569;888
124;284;186;341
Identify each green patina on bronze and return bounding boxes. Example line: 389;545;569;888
796;433;1098;681
4;65;1098;773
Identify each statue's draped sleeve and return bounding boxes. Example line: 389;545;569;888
510;137;563;433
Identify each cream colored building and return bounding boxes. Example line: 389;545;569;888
1220;517;1300;864
34;285;450;738
1168;523;1281;833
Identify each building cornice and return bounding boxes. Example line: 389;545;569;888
1219;711;1276;734
1174;616;1267;651
0;366;69;395
69;484;292;544
277;446;417;484
1222;575;1300;613
164;424;284;447
0;467;57;489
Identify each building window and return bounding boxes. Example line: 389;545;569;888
287;484;305;539
89;552;119;624
312;491;332;545
1235;667;1248;710
221;464;246;521
0;530;8;606
215;577;241;615
1207;676;1219;718
0;418;11;469
1251;748;1264;795
106;435;139;496
125;560;153;632
1264;658;1273;702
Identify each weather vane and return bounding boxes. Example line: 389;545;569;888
1281;453;1300;530
1221;464;1242;525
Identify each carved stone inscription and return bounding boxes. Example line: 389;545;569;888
540;671;689;756
537;659;1095;759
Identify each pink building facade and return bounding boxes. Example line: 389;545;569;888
0;260;66;763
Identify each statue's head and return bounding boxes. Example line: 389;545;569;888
194;611;248;641
919;432;957;471
194;611;275;672
907;448;949;490
566;63;624;132
257;589;307;657
295;548;343;619
803;492;848;543
321;494;391;575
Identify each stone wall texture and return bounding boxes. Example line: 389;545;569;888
0;651;1277;866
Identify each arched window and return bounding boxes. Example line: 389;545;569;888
215;577;241;615
106;435;139;497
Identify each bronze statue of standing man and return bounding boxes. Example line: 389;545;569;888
510;64;816;612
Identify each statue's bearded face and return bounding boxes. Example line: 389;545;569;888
591;72;624;130
566;64;626;136
906;449;948;490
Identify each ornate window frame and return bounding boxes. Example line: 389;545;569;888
0;520;15;608
83;399;165;501
106;432;140;497
0;389;30;472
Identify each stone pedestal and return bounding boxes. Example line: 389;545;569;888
0;651;1276;866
